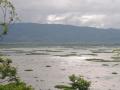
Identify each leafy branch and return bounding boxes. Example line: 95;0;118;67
0;0;18;35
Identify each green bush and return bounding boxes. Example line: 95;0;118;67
0;56;19;82
55;74;91;90
0;56;34;90
0;56;17;81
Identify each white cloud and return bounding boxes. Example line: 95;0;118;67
43;14;106;28
47;15;66;22
10;0;120;28
79;15;106;27
80;15;105;23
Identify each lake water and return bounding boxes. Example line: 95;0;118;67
0;44;120;90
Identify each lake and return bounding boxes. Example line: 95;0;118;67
0;44;120;90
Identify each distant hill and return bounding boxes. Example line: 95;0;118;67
1;23;120;44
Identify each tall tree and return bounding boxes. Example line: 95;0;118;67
0;0;17;36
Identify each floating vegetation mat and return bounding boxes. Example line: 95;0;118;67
90;49;113;53
26;52;50;55
54;53;78;57
80;54;97;56
111;57;120;60
86;58;120;62
38;50;64;52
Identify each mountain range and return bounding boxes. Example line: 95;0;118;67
1;23;120;44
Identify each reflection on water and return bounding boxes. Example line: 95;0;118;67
59;56;90;67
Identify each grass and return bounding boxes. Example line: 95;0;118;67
0;82;33;90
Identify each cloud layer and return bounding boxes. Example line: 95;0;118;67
11;0;120;28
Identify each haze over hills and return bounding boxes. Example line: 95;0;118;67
1;23;120;44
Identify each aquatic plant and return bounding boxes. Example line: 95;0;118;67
113;48;120;57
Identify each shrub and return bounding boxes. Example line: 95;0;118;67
55;74;91;90
0;56;34;90
0;56;18;83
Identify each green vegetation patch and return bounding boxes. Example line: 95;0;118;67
90;49;112;53
86;58;120;62
80;54;97;56
55;74;91;90
0;56;34;90
44;50;63;52
0;82;33;90
54;53;78;57
26;52;49;55
111;57;120;60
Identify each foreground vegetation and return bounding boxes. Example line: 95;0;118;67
0;56;34;90
55;74;91;90
0;82;33;90
0;0;33;89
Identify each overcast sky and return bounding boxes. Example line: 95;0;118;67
11;0;120;28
